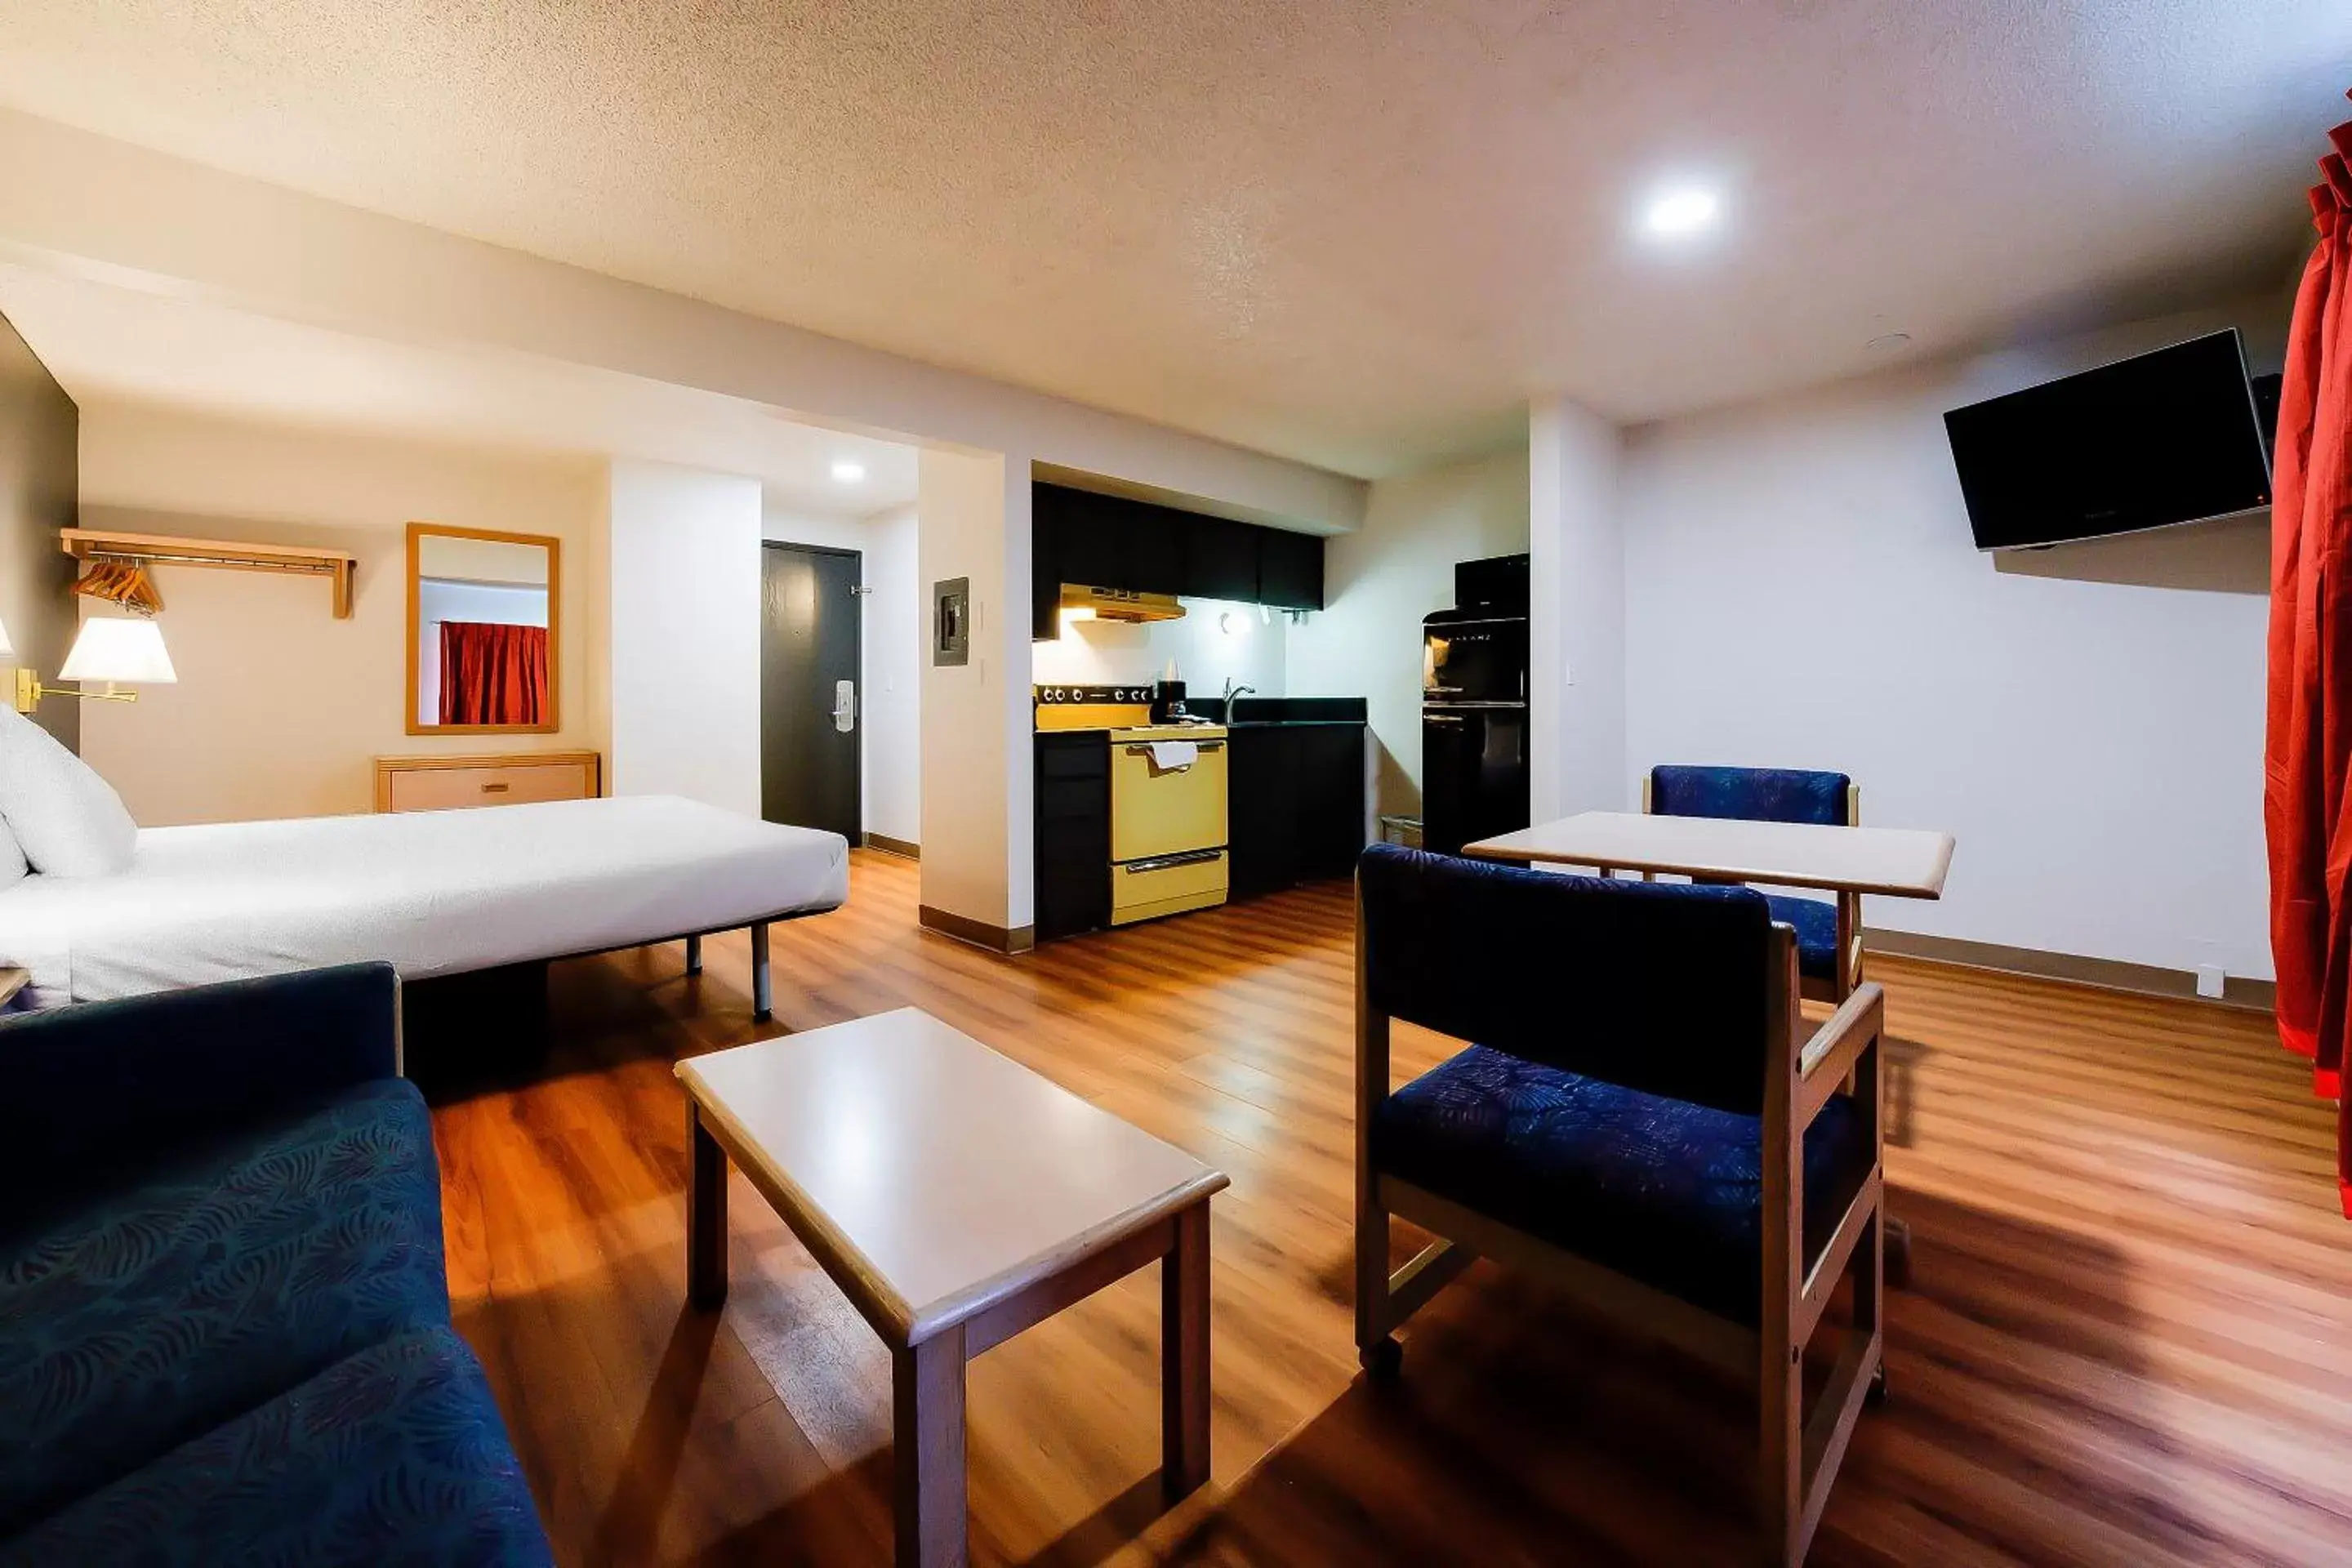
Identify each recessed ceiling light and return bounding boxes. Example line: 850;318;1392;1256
1639;184;1722;243
831;459;866;483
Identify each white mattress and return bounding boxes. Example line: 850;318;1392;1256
0;794;849;1006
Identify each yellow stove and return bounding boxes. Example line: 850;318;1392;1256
1036;686;1230;925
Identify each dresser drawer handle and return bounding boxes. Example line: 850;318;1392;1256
480;782;510;794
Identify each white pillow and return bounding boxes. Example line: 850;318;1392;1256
0;813;24;888
0;706;137;876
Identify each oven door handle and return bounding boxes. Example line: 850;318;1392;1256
1123;741;1224;768
1123;848;1226;874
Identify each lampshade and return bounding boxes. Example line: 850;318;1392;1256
0;612;13;662
59;617;176;685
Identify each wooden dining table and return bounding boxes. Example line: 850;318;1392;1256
1462;808;1958;1281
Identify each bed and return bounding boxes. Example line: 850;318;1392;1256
0;793;849;1015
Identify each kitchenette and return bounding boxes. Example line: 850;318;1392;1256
1030;481;1370;943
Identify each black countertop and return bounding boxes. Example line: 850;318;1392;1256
1187;696;1367;726
1035;696;1367;735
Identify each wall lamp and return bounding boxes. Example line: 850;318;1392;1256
3;613;179;715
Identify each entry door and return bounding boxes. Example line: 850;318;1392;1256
761;542;862;839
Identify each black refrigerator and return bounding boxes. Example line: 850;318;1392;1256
1421;555;1530;856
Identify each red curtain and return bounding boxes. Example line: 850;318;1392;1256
2266;117;2352;1218
439;621;549;726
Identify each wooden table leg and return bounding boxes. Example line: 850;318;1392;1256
1885;1215;1914;1289
688;1102;729;1310
1162;1200;1211;1500
894;1325;969;1568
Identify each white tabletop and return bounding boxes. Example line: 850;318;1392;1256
676;1008;1227;1344
1463;811;1954;898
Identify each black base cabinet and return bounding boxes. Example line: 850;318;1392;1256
1229;724;1367;902
1035;733;1111;941
1228;732;1298;901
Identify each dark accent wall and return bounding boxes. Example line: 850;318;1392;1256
0;308;78;751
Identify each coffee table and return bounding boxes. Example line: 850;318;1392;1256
676;1007;1230;1568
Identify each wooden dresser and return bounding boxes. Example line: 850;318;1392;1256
375;751;603;813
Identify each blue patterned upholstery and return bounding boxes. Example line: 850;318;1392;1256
0;1080;448;1535
0;965;402;1223
0;965;552;1562
0;1325;551;1568
1376;1045;1873;1324
1766;893;1839;982
1359;844;1775;1116
1650;764;1851;827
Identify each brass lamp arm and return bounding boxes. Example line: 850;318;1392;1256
12;670;138;714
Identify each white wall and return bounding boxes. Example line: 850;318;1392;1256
1531;399;1625;820
1033;598;1288;699
861;505;920;847
1289;446;1530;816
607;459;762;814
761;496;921;846
0;109;1365;536
75;401;604;825
1621;296;2283;981
917;448;1032;933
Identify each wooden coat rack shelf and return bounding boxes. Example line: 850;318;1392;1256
61;528;359;618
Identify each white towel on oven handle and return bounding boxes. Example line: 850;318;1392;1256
1146;741;1200;770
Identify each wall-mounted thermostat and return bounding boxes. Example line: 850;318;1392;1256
933;577;969;666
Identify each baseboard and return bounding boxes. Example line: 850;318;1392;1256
862;831;920;860
1864;929;2275;1013
918;903;1036;955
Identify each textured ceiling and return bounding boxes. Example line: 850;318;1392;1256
0;265;919;519
0;2;2345;477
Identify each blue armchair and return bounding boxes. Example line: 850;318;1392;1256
1354;845;1886;1566
1648;764;1862;1003
0;965;553;1566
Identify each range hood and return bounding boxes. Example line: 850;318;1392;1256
1059;584;1187;624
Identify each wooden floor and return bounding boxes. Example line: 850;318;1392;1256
434;849;2352;1566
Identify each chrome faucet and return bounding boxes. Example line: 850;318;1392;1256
1222;678;1256;718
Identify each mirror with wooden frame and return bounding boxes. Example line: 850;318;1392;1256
406;523;560;735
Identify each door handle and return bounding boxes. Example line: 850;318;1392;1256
834;679;857;734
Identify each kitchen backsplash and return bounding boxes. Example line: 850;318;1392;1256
1031;595;1288;695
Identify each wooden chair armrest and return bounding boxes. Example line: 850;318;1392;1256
1796;982;1885;1129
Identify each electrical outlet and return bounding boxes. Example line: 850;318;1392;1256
2194;964;2225;1000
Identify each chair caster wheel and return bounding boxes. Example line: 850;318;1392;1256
1866;1362;1889;1407
1361;1337;1402;1380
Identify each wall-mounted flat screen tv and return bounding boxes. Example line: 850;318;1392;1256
1944;329;2272;550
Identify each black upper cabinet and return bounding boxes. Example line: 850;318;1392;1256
1258;528;1325;610
1031;498;1062;641
1125;502;1186;594
1031;482;1325;635
1036;485;1182;598
1047;488;1128;592
1183;517;1260;602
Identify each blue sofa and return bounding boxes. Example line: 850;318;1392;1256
0;964;553;1566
